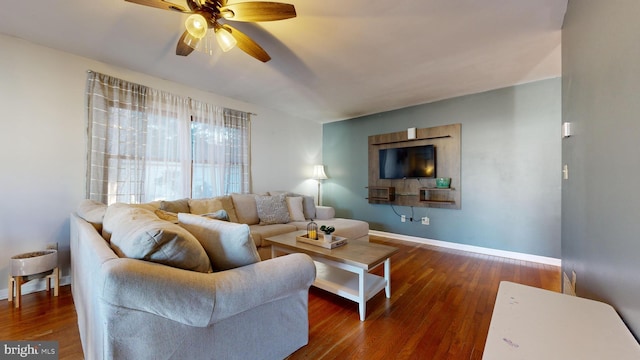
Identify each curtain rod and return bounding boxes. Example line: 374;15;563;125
87;70;256;117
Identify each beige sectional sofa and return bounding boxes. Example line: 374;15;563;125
147;192;369;259
70;192;368;359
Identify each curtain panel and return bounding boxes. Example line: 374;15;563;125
86;71;250;204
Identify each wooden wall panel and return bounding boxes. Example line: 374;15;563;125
368;124;461;209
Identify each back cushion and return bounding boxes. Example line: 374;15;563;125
188;198;223;215
178;213;260;271
102;203;158;242
160;198;190;213
77;199;107;232
110;212;211;273
231;194;259;225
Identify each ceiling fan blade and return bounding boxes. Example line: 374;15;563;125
176;31;197;56
124;0;188;12
223;24;271;62
185;0;201;11
219;2;296;22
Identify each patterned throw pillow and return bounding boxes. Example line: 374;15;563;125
255;194;290;225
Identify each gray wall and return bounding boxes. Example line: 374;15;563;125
323;78;561;258
562;1;640;337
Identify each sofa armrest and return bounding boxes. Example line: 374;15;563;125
315;206;335;220
100;253;315;327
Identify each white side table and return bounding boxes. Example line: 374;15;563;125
8;250;59;308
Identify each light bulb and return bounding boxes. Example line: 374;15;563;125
185;14;208;39
215;26;237;52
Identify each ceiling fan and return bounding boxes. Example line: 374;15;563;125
125;0;297;62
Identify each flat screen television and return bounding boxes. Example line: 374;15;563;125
379;145;436;179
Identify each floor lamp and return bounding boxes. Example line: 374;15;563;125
312;165;328;206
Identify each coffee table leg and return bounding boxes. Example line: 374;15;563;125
384;258;391;298
358;268;366;321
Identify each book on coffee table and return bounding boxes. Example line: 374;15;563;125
296;234;348;249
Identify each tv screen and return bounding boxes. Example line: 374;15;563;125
379;145;436;179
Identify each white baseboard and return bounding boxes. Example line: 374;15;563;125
369;230;561;266
1;275;71;301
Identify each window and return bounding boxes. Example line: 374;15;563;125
86;71;250;204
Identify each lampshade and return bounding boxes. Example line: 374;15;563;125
185;14;208;39
215;25;237;52
312;165;328;180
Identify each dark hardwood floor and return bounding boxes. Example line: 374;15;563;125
1;236;560;360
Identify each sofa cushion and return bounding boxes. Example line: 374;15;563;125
248;223;298;247
102;203;159;242
270;191;316;220
231;193;259;225
110;211;211;273
201;210;229;221
217;195;239;223
77;199;107;232
188;198;223;215
255;194;290;225
160;198;190;214
286;196;306;222
178;213;260;271
154;209;179;223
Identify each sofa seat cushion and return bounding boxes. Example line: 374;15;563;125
178;213;261;271
109;209;212;273
248;224;298;247
290;218;369;240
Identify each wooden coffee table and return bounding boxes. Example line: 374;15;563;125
265;230;399;321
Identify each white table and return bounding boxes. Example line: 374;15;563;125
483;281;640;359
265;230;398;321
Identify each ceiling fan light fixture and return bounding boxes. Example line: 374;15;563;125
182;32;200;49
185;14;208;39
215;26;237;52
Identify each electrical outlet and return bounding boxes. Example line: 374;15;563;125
421;217;429;225
401;215;406;223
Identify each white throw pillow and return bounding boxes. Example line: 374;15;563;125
286;196;306;221
178;213;261;271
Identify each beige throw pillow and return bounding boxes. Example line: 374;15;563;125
231;193;260;225
110;212;211;273
178;213;260;272
286;196;306;222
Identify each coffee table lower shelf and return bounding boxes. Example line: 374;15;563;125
314;261;387;304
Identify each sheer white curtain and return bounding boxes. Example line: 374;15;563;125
87;71;250;204
145;89;191;201
191;101;250;197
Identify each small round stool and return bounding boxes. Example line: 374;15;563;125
8;250;59;308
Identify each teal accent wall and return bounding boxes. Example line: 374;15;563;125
322;78;561;258
562;1;640;337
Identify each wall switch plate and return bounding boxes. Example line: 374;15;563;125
421;217;429;225
401;215;406;222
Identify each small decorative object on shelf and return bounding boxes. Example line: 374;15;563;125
319;225;335;241
435;177;451;188
307;220;318;240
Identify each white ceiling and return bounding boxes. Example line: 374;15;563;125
0;0;567;122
